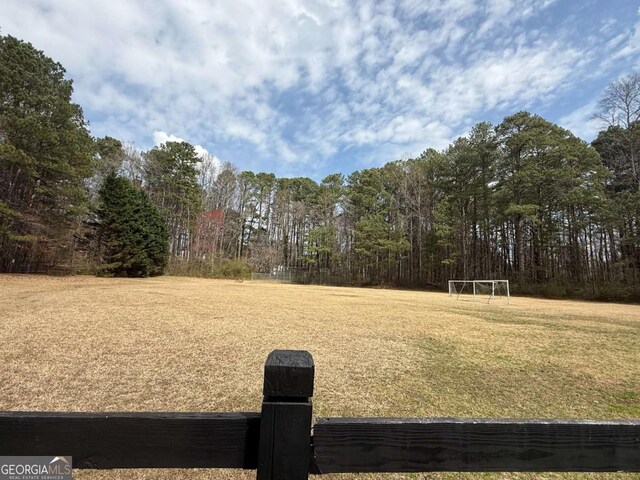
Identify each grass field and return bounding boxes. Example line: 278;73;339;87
0;274;639;480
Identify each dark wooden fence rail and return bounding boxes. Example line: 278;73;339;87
1;350;639;479
312;418;640;473
0;412;260;468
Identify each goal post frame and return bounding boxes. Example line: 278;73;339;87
448;280;510;304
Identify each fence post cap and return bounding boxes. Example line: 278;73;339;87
263;350;314;398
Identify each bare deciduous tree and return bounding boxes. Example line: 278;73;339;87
595;73;640;189
595;73;640;128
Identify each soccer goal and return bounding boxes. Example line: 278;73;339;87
448;280;510;304
250;266;292;283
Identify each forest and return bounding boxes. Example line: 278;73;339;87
1;34;639;301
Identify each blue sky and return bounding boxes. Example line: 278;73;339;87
3;0;640;179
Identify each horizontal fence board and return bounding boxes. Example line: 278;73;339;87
0;411;260;469
313;417;640;473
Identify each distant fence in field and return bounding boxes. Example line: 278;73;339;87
1;350;639;479
251;272;292;283
251;267;352;286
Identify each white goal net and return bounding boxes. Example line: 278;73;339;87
448;280;510;304
250;266;292;283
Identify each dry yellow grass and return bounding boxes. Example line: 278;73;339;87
0;274;638;480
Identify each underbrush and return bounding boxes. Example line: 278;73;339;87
513;282;640;303
166;257;252;279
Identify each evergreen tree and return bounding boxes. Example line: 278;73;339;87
96;173;168;277
0;34;94;272
593;123;640;280
495;112;605;285
143;141;203;257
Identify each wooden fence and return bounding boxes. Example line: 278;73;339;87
1;350;639;479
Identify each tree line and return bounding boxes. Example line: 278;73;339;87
1;34;638;300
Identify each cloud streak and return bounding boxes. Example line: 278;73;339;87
3;0;639;177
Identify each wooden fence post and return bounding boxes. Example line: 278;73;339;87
257;350;314;480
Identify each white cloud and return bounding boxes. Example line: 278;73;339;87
152;131;185;146
558;102;602;142
614;19;640;60
1;0;637;177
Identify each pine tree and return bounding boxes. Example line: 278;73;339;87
143;141;203;257
96;173;168;277
0;34;94;272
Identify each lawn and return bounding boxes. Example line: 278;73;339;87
0;274;638;480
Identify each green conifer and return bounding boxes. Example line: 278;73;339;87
96;173;168;277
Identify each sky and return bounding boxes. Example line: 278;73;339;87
3;0;640;179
